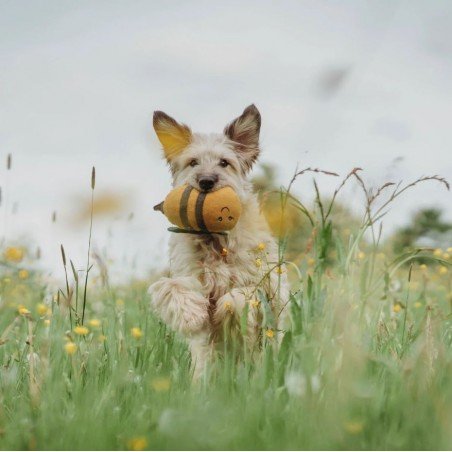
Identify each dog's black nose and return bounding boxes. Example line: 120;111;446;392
198;175;218;192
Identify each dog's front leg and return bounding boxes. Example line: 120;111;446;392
148;276;211;378
148;276;209;335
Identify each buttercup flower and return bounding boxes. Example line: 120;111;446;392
357;251;366;260
4;247;24;263
127;437;148;451
433;248;443;257
392;304;402;313
151;377;171;392
420;264;428;271
255;258;262;268
37;303;48;317
414;302;422;309
265;329;275;339
275;266;285;274
344;421;364;435
74;326;89;336
18;269;29;280
18;306;30;316
438;266;448;275
249;299;260;308
257;242;266;251
64;342;77;355
224;302;233;314
131;327;143;339
88;319;101;328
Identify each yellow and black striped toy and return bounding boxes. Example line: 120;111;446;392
154;185;242;234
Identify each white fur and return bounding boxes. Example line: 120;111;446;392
149;106;290;378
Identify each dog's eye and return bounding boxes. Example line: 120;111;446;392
219;159;229;168
189;159;198;167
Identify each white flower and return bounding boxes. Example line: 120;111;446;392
284;371;307;397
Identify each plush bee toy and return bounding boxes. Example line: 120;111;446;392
154;185;242;234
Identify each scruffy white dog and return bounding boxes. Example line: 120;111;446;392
148;105;290;377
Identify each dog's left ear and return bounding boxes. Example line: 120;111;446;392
153;111;192;162
224;104;261;172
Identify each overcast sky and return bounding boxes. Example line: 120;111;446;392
1;0;451;280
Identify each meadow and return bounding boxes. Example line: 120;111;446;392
0;166;451;450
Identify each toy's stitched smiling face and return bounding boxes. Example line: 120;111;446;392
217;206;234;224
153;105;261;201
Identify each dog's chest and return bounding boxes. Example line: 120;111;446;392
195;237;255;298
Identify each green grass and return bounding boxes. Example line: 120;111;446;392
1;249;451;450
1;170;451;450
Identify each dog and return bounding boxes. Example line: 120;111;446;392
148;105;290;378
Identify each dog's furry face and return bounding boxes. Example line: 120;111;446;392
153;105;261;199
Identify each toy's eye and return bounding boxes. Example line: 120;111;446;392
219;159;229;168
228;216;233;221
189;159;198;167
217;216;223;222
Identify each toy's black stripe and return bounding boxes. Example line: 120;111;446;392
179;186;193;229
195;191;208;231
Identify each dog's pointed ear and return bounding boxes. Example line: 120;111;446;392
153;111;192;162
224;104;261;172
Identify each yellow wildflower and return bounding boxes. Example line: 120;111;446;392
438;266;448;275
88;319;101;328
127;437;148;451
37;303;48;317
151;377;171;392
275;266;285;274
249;299;260;308
255;258;262;268
344;421;364;435
307;257;316;267
419;264;428;271
44;319;51;326
357;251;366;260
257;242;266;251
392;304;402;313
447;247;452;253
18;306;30;316
433;248;443;257
224;302;233;314
265;329;275;339
116;298;125;307
64;342;77;355
98;334;106;342
414;302;422;309
443;252;450;260
4;247;24;263
73;326;89;336
131;327;143;339
18;269;29;280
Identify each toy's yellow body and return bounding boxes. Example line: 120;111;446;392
154;185;242;233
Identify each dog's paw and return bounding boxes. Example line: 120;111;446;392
148;277;209;335
214;287;258;325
